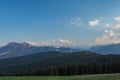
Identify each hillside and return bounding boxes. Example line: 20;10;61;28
0;51;120;75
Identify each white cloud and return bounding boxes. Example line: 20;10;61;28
70;18;82;26
112;23;120;29
105;23;120;30
57;39;71;45
107;16;120;29
26;39;72;47
114;16;120;22
95;16;120;44
104;23;110;28
0;42;5;46
102;16;120;29
95;30;120;44
26;41;40;46
89;19;100;26
105;30;116;37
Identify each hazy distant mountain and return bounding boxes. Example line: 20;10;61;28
1;42;120;59
89;43;120;54
0;42;82;59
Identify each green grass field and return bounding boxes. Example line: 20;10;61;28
0;73;120;80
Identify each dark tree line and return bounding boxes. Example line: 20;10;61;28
0;52;120;76
5;62;120;76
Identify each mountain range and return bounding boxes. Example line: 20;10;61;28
0;42;82;59
0;42;120;59
89;43;120;54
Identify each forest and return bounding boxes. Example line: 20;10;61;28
0;51;120;76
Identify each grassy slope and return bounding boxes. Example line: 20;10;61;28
0;73;120;80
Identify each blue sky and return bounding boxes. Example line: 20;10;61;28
0;0;120;46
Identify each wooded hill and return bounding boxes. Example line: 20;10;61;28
0;51;120;76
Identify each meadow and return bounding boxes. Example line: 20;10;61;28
0;73;120;80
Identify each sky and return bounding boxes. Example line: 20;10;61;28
0;0;120;47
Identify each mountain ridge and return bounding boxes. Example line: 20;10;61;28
89;43;120;54
0;42;83;59
1;42;120;59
